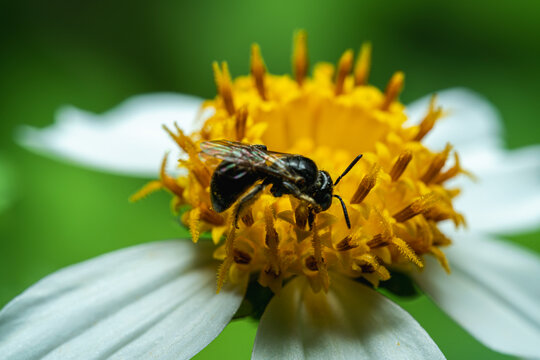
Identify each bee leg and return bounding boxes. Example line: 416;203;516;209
234;184;265;228
281;182;321;211
307;208;316;231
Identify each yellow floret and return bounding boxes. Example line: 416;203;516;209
142;32;466;293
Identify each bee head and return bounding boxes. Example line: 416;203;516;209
311;170;333;211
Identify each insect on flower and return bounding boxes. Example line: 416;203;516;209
200;139;362;229
5;30;540;360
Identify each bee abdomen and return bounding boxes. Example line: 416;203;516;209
210;161;262;213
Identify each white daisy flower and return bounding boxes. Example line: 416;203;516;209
3;35;540;359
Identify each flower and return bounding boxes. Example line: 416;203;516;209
4;33;540;359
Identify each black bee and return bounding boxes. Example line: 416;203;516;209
200;140;362;229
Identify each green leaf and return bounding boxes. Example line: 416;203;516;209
379;271;420;298
233;276;275;321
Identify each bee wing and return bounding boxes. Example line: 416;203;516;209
200;140;299;181
200;140;261;164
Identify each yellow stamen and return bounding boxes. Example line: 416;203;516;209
429;246;451;274
424;206;452;222
216;221;236;293
311;221;329;292
164;124;211;188
393;193;437;222
391;237;424;268
435;152;462;183
292;30;308;86
421;144;452;184
200;202;225;226
251;43;267;100
144;32;466;295
354;42;371;86
335;235;359;251
158;153;185;197
381;71;404;110
258;207;284;293
354;254;390;281
264;206;280;274
350;164;379;204
414;95;443;141
389;150;413;182
334;49;354;96
213;61;236;116
367;233;391;249
189;207;201;243
130;153;184;201
235;106;248;141
129;180;163;202
163;124;194;154
429;221;453;247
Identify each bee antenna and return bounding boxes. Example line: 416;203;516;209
333;194;351;229
334;154;363;186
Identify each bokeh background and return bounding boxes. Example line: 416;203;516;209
1;1;539;359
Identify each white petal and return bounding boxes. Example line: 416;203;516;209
406;88;503;153
17;93;206;178
408;88;540;234
451;145;540;234
412;233;540;358
253;275;444;360
0;240;245;360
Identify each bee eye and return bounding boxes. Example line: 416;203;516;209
317;193;332;211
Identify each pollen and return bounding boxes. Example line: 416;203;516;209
139;32;466;294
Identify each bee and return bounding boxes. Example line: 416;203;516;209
200;140;362;229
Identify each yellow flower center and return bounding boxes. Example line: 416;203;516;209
133;31;466;294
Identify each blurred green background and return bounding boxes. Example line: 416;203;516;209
1;1;539;359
